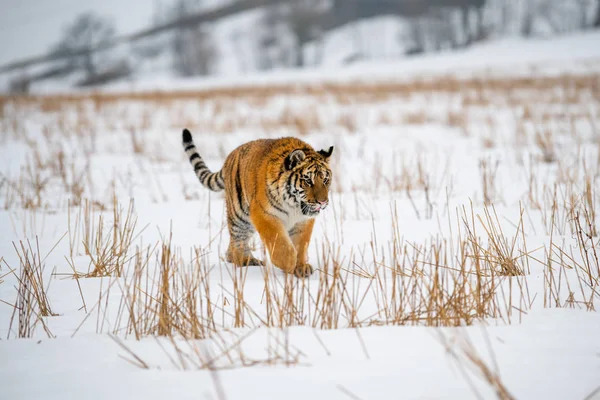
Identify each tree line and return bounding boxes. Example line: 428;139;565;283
6;0;600;93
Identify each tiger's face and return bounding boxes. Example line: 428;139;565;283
285;146;333;217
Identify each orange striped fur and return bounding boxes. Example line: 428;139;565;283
182;129;333;277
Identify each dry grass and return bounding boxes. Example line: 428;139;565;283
119;234;214;340
73;197;142;277
71;200;551;338
5;238;56;338
56;190;596;345
463;204;528;276
3;188;596;343
1;138;92;210
2;72;597;108
1;70;597;215
1;72;597;143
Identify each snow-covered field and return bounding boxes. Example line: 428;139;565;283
1;34;600;400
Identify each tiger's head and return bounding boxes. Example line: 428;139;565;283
285;146;334;217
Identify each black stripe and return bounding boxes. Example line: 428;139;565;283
231;231;251;241
237;204;252;222
228;220;246;233
189;153;200;162
228;214;252;230
230;223;247;233
271;167;287;186
240;205;250;216
217;171;225;189
199;170;210;180
232;199;251;220
267;189;288;215
184;144;195;152
234;165;245;212
268;198;288;215
287;173;299;196
228;201;252;225
230;219;251;233
287;173;296;189
208;173;216;189
260;204;279;220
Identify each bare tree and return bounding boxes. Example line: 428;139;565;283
404;7;462;55
287;1;327;66
8;73;30;94
473;2;485;40
158;0;217;77
575;0;591;29
497;0;513;35
132;35;168;61
511;0;596;36
403;16;427;55
518;0;536;36
255;5;293;70
52;12;116;77
270;0;328;67
255;1;327;69
537;0;588;33
461;5;472;44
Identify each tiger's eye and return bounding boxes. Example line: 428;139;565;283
301;176;312;187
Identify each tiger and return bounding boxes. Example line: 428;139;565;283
182;128;333;277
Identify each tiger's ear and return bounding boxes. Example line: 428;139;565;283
285;149;306;170
318;146;334;160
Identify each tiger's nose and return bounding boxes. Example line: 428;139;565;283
318;200;328;208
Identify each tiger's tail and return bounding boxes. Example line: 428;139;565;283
182;129;225;192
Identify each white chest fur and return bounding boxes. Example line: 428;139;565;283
280;205;310;231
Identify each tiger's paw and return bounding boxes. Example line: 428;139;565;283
226;251;264;267
294;263;314;278
244;257;265;266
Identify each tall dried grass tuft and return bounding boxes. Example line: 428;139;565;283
8;238;56;339
80;197;139;277
462;204;527;276
120;232;213;340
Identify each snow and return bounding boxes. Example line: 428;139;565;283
1;31;600;400
1;310;599;399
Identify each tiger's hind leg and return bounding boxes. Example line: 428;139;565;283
226;240;264;267
225;205;264;267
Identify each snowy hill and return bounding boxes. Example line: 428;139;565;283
31;28;600;94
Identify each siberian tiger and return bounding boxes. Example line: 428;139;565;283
182;129;333;277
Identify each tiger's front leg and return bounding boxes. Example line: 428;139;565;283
250;205;297;275
289;219;315;277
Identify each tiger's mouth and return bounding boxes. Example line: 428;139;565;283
300;201;325;216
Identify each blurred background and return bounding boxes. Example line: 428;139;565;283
1;0;599;93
